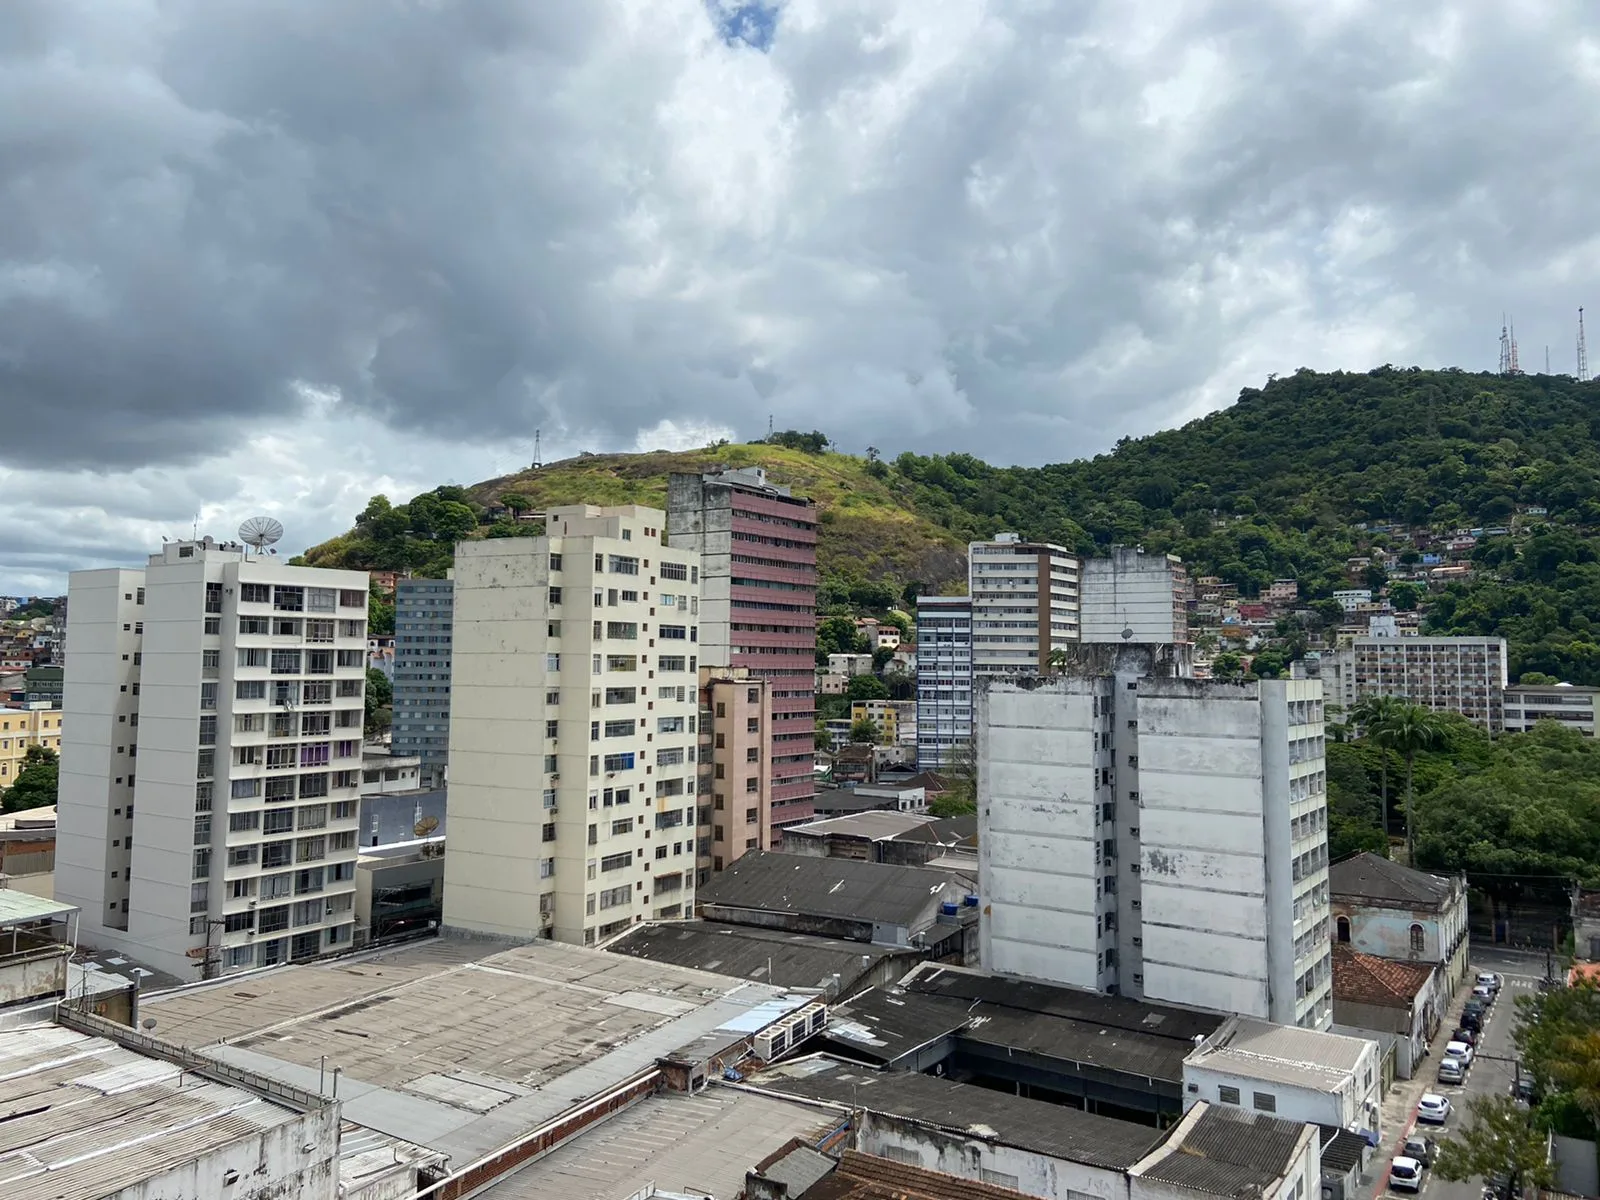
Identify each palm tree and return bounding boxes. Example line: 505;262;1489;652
1351;694;1401;835
1373;701;1445;863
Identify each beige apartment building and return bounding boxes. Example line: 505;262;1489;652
699;666;772;873
968;533;1081;677
0;703;62;794
1326;635;1509;731
443;506;702;946
1503;683;1600;737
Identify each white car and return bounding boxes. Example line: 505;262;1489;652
1445;1039;1475;1067
1389;1156;1424;1193
1477;971;1502;993
1417;1093;1452;1124
1473;984;1496;1004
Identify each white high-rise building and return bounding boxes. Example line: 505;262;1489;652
1325;634;1509;732
978;667;1332;1029
443;505;702;946
1080;548;1189;645
914;596;972;771
967;534;1080;677
58;540;370;979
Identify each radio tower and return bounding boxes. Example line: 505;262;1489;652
1579;308;1589;382
1499;316;1512;375
531;429;543;470
1509;317;1522;375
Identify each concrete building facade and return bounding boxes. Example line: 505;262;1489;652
978;670;1332;1029
443;505;701;946
1326;635;1509;731
0;702;62;796
1503;683;1600;737
700;665;773;873
58;542;369;979
968;533;1080;677
914;596;971;771
1331;852;1471;988
668;468;818;828
1080;549;1189;646
390;577;453;787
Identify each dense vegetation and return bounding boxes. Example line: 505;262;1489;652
2;746;57;813
304;366;1600;679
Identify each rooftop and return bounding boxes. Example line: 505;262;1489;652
800;1149;1041;1200
358;788;446;848
696;851;970;930
606;921;915;994
477;1089;832;1200
1331;852;1459;909
1188;1017;1371;1093
140;935;804;1163
782;811;937;841
0;1023;318;1200
754;1054;1163;1170
1332;944;1436;1008
0;889;76;927
1132;1103;1312;1200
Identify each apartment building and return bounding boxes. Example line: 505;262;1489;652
391;577;454;788
443;505;702;946
0;702;62;795
668;468;818;829
968;533;1080;677
1504;683;1600;737
849;698;917;750
1080;548;1189;646
978;666;1332;1029
699;666;772;872
914;596;971;771
1325;635;1509;731
57;540;369;979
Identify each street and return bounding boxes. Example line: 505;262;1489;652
1380;953;1543;1200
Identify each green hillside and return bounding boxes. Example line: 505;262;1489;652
304;366;1600;681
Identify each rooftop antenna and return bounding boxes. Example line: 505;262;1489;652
530;429;542;471
238;516;284;557
1499;315;1511;376
767;413;774;439
1580;308;1589;382
1509;317;1522;375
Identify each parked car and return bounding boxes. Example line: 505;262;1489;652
1512;1075;1537;1103
1402;1136;1436;1167
1460;1009;1483;1033
1451;1027;1478;1047
1477;971;1502;993
1472;984;1496;1005
1445;1039;1475;1067
1438;1058;1465;1085
1389;1157;1424;1193
1417;1093;1452;1124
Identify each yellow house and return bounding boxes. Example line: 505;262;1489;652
0;705;62;794
849;699;915;747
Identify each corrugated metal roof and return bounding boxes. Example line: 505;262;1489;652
0;890;76;926
696;851;968;928
1135;1105;1310;1200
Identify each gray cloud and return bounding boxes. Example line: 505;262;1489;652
3;0;1599;590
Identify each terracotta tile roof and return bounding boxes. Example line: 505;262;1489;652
800;1150;1033;1199
1331;944;1435;1008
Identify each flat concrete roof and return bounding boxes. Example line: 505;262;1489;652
0;889;75;927
140;935;803;1163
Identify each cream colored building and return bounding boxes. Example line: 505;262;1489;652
968;533;1081;677
443;506;702;946
0;703;62;794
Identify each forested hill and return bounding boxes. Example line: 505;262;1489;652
304;366;1600;681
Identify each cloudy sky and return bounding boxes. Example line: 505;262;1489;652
3;0;1597;595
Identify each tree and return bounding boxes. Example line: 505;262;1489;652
1433;1096;1556;1197
846;674;889;702
368;592;395;636
1351;694;1402;832
1211;652;1244;682
1519;671;1560;685
1389;581;1421;611
365;667;393;736
932;740;978;817
872;645;896;673
817;616;869;664
3;746;57;813
500;491;533;518
849;718;880;744
1373;701;1446;862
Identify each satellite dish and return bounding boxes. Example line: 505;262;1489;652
239;516;284;554
414;815;440;839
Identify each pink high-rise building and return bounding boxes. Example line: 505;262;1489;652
669;468;817;828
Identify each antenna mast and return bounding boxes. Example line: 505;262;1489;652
1509;317;1522;375
1499;315;1511;376
531;429;542;470
1580;308;1589;382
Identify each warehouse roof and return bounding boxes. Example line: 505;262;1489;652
800;1149;1044;1200
755;1054;1163;1171
1187;1016;1372;1092
1132;1103;1313;1200
781;812;937;841
697;851;968;928
606;921;915;993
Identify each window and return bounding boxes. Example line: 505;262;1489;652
274;585;304;612
546;719;560;739
546;690;561;705
205;581;223;613
546;653;561;672
601;852;633;872
228;845;258;867
1218;1085;1241;1105
1336;916;1351;943
660;561;688;581
604;719;635;737
308;587;337;612
193;848;211;879
264;810;294;835
604;752;636;772
550;553;563;571
229;811;260;832
236;680;267;700
1409;923;1425;952
339;588;365;608
270;649;301;675
1253;1091;1277;1113
745;777;759;793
